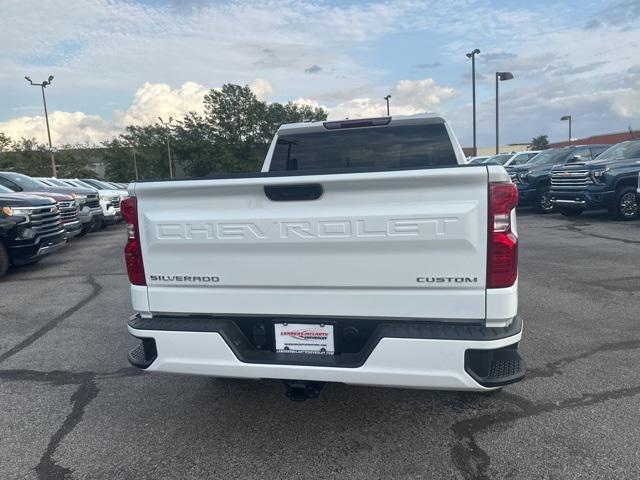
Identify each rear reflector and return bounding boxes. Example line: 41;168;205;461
121;197;146;286
488;183;518;288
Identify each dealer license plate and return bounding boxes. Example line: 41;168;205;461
274;323;335;355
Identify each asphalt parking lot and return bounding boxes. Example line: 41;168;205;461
1;212;639;480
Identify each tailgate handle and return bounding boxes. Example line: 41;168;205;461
264;184;323;201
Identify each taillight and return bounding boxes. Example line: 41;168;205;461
488;182;518;288
121;197;146;286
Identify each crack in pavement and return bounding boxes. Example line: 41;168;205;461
35;376;99;480
6;272;124;283
0;367;143;480
526;338;640;381
574;276;640;294
563;221;640;245
0;276;102;364
450;339;640;480
450;385;640;480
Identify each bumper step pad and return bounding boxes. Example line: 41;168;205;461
128;338;157;369
465;345;525;387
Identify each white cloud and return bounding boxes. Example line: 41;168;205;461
249;78;273;101
612;90;640;118
0;111;116;146
326;78;459;120
114;81;208;127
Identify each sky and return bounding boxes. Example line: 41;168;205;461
0;0;638;149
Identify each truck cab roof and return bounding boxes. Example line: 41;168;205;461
277;113;445;135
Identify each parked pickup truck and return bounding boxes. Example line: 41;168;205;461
0;172;103;235
42;178;123;226
507;145;610;212
550;140;640;220
124;114;523;400
0;185;81;239
0;192;66;277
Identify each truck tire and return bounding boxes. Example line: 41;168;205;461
611;186;639;221
558;208;583;217
0;243;9;278
534;186;554;213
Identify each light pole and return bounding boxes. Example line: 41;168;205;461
25;75;57;177
132;148;139;181
384;95;391;116
466;48;480;156
560;115;572;145
157;116;174;179
495;71;514;154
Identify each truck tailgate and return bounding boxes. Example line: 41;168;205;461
134;167;488;320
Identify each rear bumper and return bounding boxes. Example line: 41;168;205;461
549;188;616;209
127;315;524;390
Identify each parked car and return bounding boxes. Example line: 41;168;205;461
60;179;123;225
124;114;523;400
78;178;128;199
550;140;640;220
0;185;81;239
0;191;66;277
0;172;103;235
507;145;611;212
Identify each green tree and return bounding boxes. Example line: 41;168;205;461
0;132;11;152
104;125;170;181
8;138;51;176
172;113;219;177
530;135;549;150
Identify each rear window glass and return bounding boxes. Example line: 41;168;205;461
269;123;458;173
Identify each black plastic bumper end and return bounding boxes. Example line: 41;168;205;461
465;344;525;387
128;338;157;369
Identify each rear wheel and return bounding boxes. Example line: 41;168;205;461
0;243;9;277
559;208;583;217
534;186;554;213
611;187;638;221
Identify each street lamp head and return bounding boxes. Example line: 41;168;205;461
560;115;571;121
497;71;514;81
48;75;54;83
25;76;32;82
384;95;391;100
466;48;481;58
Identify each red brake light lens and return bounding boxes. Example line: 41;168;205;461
488;183;518;288
121;197;146;286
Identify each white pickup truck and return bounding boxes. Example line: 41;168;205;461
123;114;523;400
